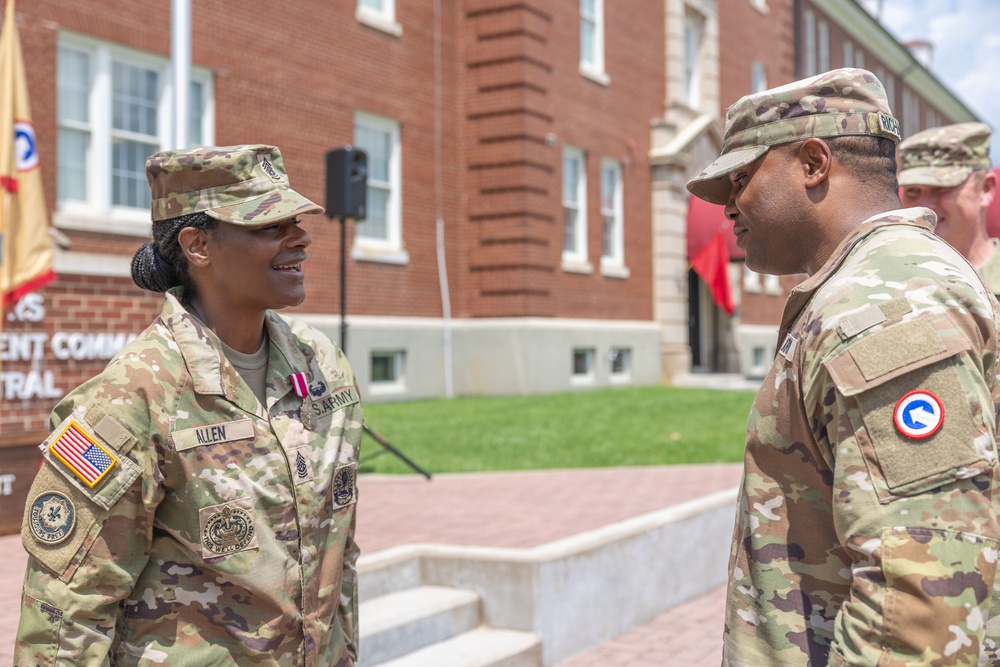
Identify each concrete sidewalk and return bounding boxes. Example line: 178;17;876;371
0;464;739;665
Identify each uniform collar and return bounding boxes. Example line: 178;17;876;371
778;207;936;335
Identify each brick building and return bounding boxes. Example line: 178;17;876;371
0;1;668;530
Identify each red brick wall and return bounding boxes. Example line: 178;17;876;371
2;277;162;440
719;0;796;112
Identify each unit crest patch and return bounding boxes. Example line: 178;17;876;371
332;464;357;507
28;492;76;544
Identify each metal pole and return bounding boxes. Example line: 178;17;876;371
340;216;348;353
171;0;191;148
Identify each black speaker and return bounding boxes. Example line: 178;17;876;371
325;147;368;220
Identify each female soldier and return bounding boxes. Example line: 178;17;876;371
15;144;362;666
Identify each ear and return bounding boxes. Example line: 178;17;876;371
797;138;832;188
177;227;211;269
981;170;997;209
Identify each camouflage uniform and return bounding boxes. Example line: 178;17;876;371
16;144;361;666
688;70;1000;665
899;123;998;297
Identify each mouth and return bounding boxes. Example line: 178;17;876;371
733;225;748;246
272;257;306;276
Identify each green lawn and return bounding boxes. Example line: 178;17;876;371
358;385;755;474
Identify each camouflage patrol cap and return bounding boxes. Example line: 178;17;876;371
687;68;901;205
146;144;324;225
898;122;992;188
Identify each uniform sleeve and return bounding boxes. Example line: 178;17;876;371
814;313;1000;666
14;402;163;666
339;505;361;660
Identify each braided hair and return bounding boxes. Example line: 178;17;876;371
131;212;218;302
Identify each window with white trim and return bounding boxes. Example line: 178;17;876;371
353;112;405;261
763;273;782;295
683;9;704;107
571;348;596;385
843;41;854;69
562;146;588;267
743;265;762;293
803;10;816;76
609;347;632;381
370;350;405;394
600;158;625;274
356;0;401;36
751;61;767;93
818;21;830;72
56;34;213;234
579;0;606;81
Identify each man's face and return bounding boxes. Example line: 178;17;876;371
723;146;804;276
901;174;992;251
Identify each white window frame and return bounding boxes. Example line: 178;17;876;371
55;32;214;237
609;346;632;383
562;146;590;272
751;60;768;93
369;349;406;396
579;0;608;85
818;21;830;72
803;10;816;76
682;9;704;108
352;111;407;264
763;273;782;295
599;158;628;278
356;0;402;37
571;348;596;386
843;41;854;70
743;265;762;293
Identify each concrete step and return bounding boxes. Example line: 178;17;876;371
372;627;542;667
359;585;482;667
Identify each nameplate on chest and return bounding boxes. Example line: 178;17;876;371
172;418;256;452
304;386;360;419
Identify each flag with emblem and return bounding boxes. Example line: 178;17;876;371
49;420;117;488
0;0;55;311
289;372;309;398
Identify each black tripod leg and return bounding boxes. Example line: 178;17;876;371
362;423;433;480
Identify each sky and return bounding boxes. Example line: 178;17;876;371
865;0;1000;163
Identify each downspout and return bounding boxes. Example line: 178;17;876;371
171;0;190;148
433;0;454;398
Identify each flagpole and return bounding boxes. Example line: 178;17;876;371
171;0;191;149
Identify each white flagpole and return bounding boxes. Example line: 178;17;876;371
171;0;191;149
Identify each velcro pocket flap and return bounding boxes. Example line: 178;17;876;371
825;318;970;396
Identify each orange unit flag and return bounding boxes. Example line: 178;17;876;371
0;0;55;310
690;229;734;315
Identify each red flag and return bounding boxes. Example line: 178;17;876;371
1;0;55;310
691;229;734;315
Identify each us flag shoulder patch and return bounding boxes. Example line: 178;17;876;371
49;420;118;489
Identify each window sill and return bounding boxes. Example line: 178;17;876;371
600;262;630;279
579;65;611;87
562;257;594;275
352;244;410;265
356;7;402;37
609;373;632;385
54;208;151;237
368;381;407;396
570;374;596;387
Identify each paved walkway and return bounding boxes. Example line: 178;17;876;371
0;464;740;666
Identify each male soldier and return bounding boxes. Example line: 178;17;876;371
688;68;1000;665
899;122;999;293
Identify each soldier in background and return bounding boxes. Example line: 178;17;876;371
899;122;999;293
687;69;1000;664
15;145;363;666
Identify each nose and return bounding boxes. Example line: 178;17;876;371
288;222;311;248
724;186;739;221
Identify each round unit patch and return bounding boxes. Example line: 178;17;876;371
28;492;76;544
893;390;944;440
202;506;255;554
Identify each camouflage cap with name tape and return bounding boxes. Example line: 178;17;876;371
898;122;992;188
687;67;901;205
146;144;324;225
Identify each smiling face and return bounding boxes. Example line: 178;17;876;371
202;217;312;316
900;173;993;254
723;146;808;276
